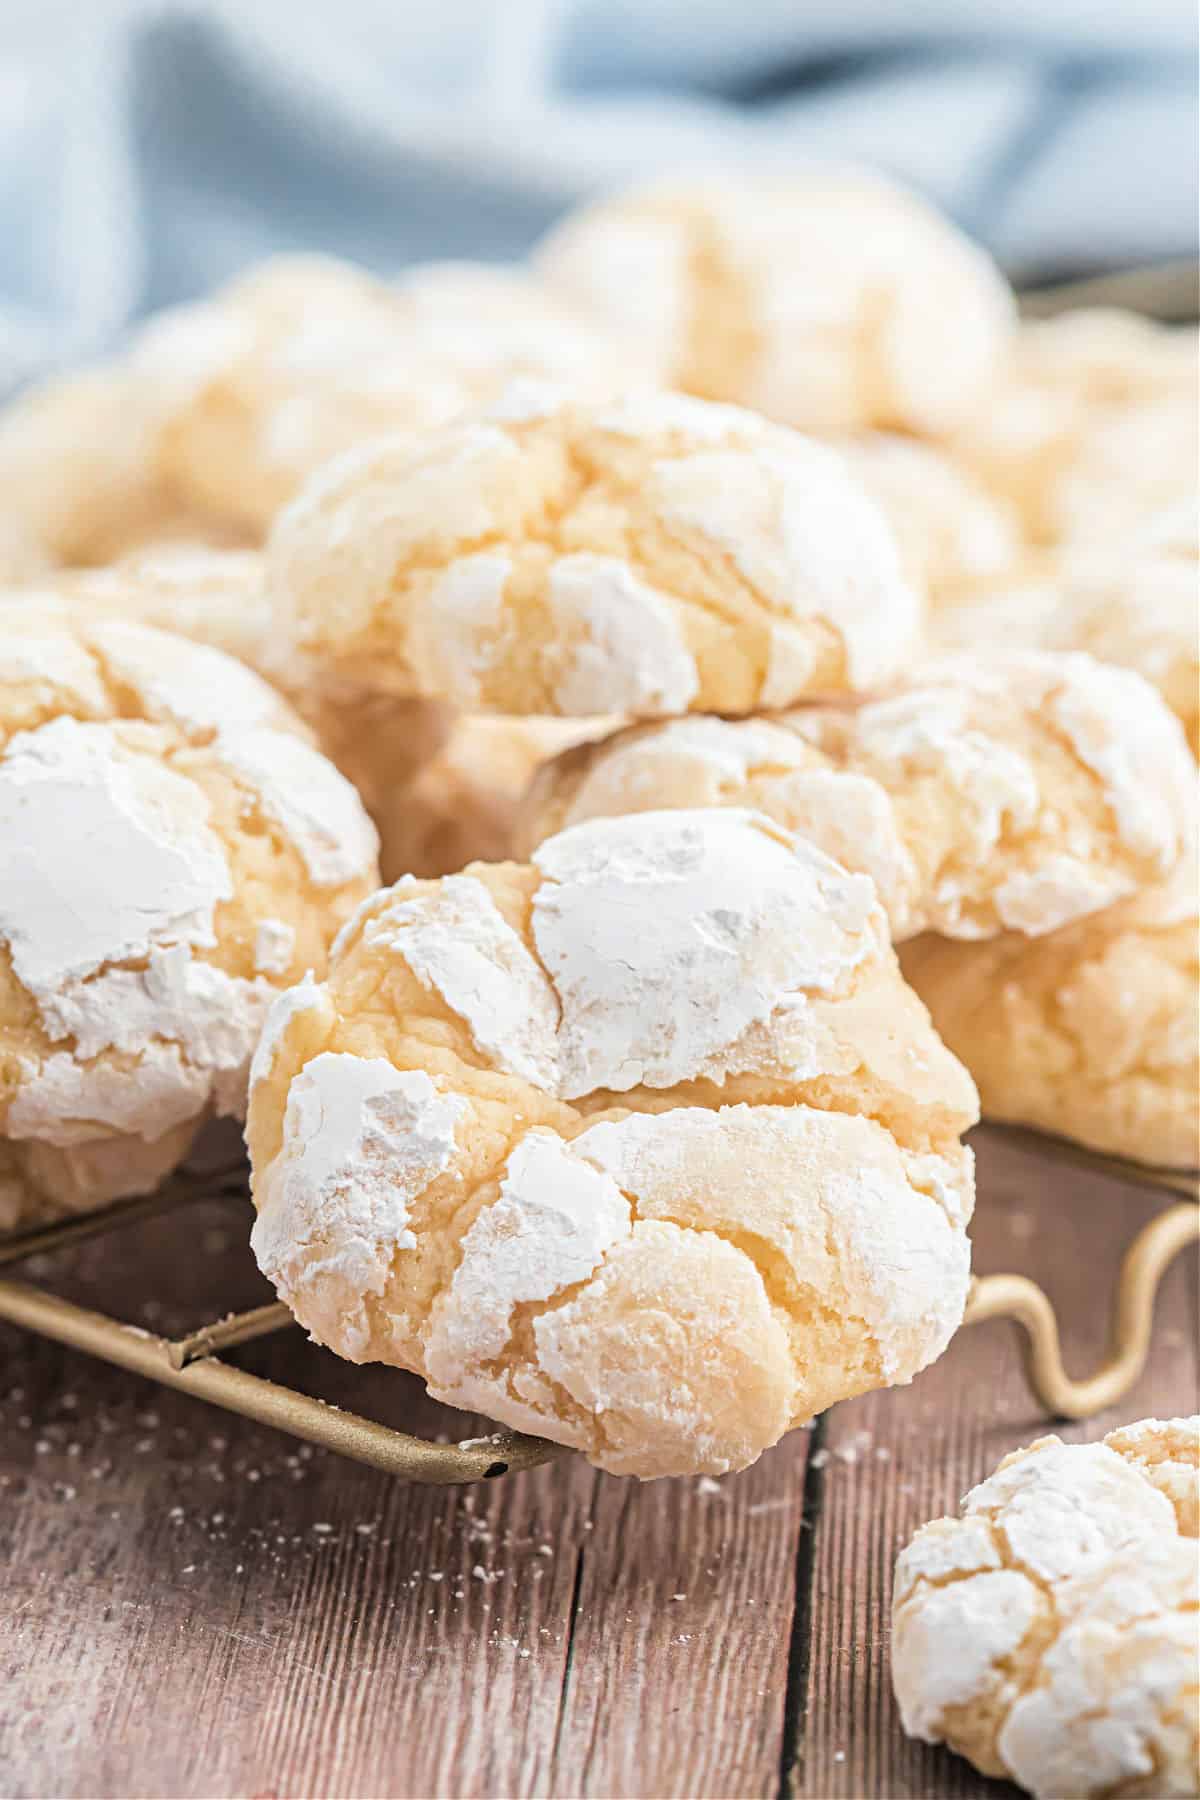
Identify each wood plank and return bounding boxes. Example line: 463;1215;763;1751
0;1178;811;1800
789;1124;1200;1799
544;1427;813;1799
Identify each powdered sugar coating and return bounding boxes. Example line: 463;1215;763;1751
214;726;380;888
522;652;1194;943
355;875;560;1092
536;169;1014;436
247;807;979;1478
531;809;878;1095
251;1053;468;1361
892;1419;1200;1797
265;388;921;718
0;610;379;1226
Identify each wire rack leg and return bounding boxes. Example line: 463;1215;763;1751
963;1200;1199;1418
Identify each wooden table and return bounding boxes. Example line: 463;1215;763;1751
1;1127;1195;1800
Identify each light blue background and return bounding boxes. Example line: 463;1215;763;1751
1;0;1195;392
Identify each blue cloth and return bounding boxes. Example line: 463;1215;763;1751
1;0;1195;393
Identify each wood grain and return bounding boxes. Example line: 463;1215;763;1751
1;1127;1195;1800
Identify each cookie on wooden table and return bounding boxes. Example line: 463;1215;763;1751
535;169;1014;437
893;1417;1200;1797
248;807;979;1479
265;388;921;720
521;652;1196;944
0;605;379;1229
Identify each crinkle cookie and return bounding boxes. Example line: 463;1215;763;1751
521;652;1196;942
377;713;617;884
837;435;1021;604
136;254;645;537
936;506;1200;755
0;515;51;585
900;848;1199;1167
64;545;453;836
0;365;186;567
535;169;1013;436
892;1418;1200;1797
955;309;1198;550
266;388;921;719
0;605;379;1229
247;807;979;1478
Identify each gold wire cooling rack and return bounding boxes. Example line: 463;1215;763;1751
0;1138;1195;1484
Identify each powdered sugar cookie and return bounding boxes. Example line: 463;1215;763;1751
535;169;1013;436
0;604;379;1228
0;515;51;585
248;806;979;1478
63;544;453;838
955;309;1198;550
266;388;921;719
893;1418;1200;1797
0;365;178;567
837;436;1021;603
136;254;645;537
522;652;1195;942
937;505;1200;754
900;849;1199;1167
377;713;617;883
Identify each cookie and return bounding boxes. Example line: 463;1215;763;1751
893;1418;1200;1797
64;545;454;840
247;807;978;1478
955;308;1198;550
376;713;617;884
521;652;1196;942
899;850;1199;1167
0;605;379;1228
0;365;179;567
837;436;1021;604
0;515;51;585
936;505;1200;754
136;254;645;537
535;169;1013;435
266;387;921;718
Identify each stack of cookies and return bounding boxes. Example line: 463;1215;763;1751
2;162;1197;1796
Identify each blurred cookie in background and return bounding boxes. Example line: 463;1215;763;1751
536;168;1014;437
